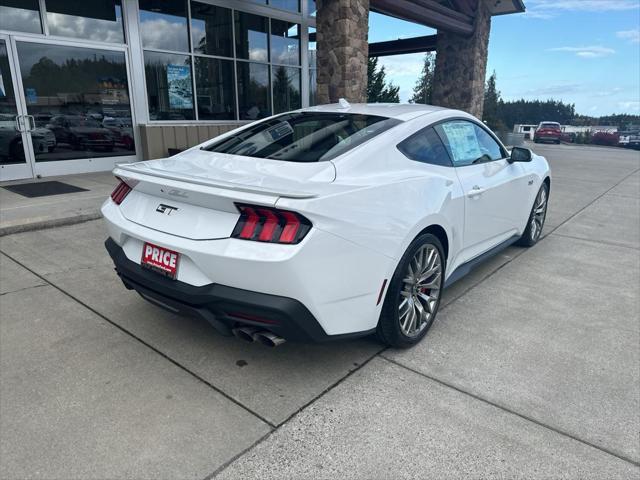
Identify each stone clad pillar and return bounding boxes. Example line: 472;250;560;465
431;0;491;118
316;0;370;104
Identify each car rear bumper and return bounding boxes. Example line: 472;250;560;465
105;237;374;342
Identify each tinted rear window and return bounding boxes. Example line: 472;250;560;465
540;122;560;129
204;112;401;162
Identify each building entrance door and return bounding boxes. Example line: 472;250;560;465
0;34;34;181
0;34;137;182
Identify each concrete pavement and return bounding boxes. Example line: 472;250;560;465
0;143;639;479
0;172;117;236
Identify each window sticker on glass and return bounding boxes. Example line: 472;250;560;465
441;121;482;165
265;121;294;142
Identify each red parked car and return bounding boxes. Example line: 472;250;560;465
534;122;562;144
591;131;620;147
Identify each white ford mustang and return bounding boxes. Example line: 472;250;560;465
102;103;550;347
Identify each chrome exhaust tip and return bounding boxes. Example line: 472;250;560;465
252;331;286;347
232;327;261;343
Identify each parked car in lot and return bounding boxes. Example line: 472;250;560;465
591;131;620;147
102;103;551;348
46;115;114;152
618;131;640;150
534;121;562;144
0;113;55;161
102;117;135;150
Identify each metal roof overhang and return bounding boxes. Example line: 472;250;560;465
370;0;525;35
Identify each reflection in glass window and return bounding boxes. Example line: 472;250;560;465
144;51;194;120
273;66;300;114
309;68;317;106
16;42;136;162
271;20;300;66
139;0;189;52
0;0;42;34
270;0;300;12
195;57;235;120
308;26;316;68
307;0;317;16
46;0;125;43
235;12;269;62
191;2;232;57
237;62;270;120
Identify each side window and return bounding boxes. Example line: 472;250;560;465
435;120;505;167
397;127;453;167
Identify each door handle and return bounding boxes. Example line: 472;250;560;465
467;185;486;198
26;115;35;131
14;114;25;133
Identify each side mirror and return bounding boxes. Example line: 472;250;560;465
509;147;532;163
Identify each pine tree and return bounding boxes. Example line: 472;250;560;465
483;71;502;130
409;53;435;104
367;57;400;103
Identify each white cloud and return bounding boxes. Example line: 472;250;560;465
618;101;640;112
617;29;640;43
524;0;639;18
548;46;615;58
140;18;189;52
594;87;623;97
523;84;581;95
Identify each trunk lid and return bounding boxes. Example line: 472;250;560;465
114;150;336;240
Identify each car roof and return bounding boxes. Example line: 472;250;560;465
299;102;452;121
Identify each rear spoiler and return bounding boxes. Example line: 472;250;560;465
113;164;318;200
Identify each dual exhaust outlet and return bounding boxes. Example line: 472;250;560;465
232;326;286;347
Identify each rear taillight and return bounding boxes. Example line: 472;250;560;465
110;178;132;205
231;204;312;244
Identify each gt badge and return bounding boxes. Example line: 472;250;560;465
156;204;179;215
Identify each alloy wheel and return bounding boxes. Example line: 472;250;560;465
530;187;548;241
398;244;443;337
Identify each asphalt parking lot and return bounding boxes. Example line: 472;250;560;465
1;143;639;479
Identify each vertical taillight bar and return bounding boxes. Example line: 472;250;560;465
232;204;311;244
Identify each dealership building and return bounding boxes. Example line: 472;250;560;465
0;0;524;182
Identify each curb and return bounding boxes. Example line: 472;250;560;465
0;211;103;237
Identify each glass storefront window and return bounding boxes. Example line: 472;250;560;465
270;0;300;12
0;0;42;34
309;68;317;106
234;11;269;63
307;0;317;16
191;2;233;58
16;41;136;161
195;57;235;120
139;0;189;52
271;20;300;66
272;66;300;114
237;62;270;120
308;26;316;68
45;0;125;43
144;51;195;120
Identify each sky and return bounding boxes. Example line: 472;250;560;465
369;0;640;116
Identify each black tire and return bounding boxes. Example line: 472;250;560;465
377;233;445;348
516;182;549;247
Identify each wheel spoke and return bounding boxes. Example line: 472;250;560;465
419;272;441;289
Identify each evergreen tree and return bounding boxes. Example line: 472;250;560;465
409;53;435;104
483;71;502;130
367;57;400;103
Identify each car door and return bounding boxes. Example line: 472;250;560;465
435;120;530;262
